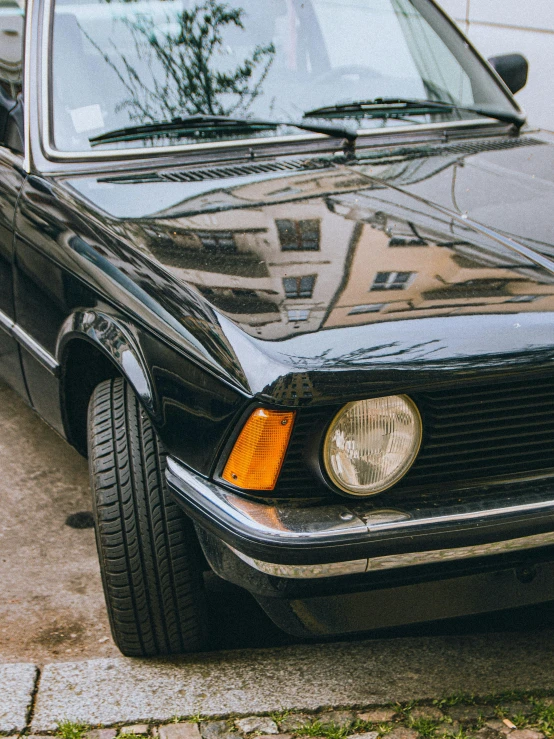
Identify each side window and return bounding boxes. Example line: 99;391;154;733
0;0;25;153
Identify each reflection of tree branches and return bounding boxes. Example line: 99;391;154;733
281;341;554;374
281;339;444;370
82;0;275;125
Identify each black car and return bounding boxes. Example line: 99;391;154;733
2;0;554;657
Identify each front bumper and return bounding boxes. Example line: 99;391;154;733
166;457;554;578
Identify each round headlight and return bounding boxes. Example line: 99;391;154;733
323;395;422;496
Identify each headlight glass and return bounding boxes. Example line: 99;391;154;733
324;395;422;496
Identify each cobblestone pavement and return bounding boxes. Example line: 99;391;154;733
9;695;554;739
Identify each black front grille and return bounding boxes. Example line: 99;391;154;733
275;372;554;500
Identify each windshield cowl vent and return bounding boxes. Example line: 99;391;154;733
158;157;332;184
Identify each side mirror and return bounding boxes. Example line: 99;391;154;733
488;53;529;95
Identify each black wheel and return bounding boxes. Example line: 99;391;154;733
88;377;208;657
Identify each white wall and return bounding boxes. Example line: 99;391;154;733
438;0;554;131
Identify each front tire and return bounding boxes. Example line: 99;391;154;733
88;377;208;657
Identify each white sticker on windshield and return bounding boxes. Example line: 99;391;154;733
70;105;104;134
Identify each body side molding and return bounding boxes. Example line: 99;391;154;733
0;306;59;375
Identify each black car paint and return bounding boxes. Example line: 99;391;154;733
8;127;554;475
4;113;554;635
0;0;552;639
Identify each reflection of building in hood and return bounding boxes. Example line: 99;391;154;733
323;188;554;332
142;186;356;341
71;134;554;342
0;3;23;93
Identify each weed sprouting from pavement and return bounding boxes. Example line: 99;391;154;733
433;695;477;709
56;721;88;739
517;702;554;737
296;721;350;739
188;714;208;724
271;710;293;725
408;717;441;738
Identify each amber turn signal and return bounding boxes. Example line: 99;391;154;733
222;408;296;491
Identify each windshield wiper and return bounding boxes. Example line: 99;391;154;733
303;97;526;128
89;114;357;147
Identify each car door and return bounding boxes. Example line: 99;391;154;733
0;0;28;400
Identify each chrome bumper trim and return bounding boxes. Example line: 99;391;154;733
166;457;370;544
229;547;368;578
230;531;554;578
166;458;554;576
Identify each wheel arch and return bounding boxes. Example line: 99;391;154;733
57;309;155;455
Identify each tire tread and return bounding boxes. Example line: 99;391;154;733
88;378;207;657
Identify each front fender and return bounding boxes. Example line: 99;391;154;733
56;308;155;415
56;308;247;475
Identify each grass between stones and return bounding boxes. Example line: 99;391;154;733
56;722;89;739
31;693;554;739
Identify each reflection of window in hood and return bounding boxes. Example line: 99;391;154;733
196;285;280;315
0;1;23;99
422;278;511;301
277;219;320;251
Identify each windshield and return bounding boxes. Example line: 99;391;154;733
49;0;518;152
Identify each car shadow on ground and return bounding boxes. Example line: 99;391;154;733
204;571;554;652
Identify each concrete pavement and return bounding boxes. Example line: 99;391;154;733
0;382;118;664
0;663;37;733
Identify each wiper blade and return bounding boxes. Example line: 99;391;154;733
304;97;526;128
89;114;357;146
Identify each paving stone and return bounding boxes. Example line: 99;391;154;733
158;725;202;739
448;706;495;722
235;717;278;735
0;663;38;733
357;709;397;723
87;731;118;739
349;733;379;739
484;721;513;735
436;722;461;736
121;726;150;735
279;715;313;732
200;721;235;739
387;728;418;739
410;707;444;720
499;705;535;718
319;711;357;728
508;732;544;739
469;728;504;739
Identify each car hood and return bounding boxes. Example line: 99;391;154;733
61;129;554;399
